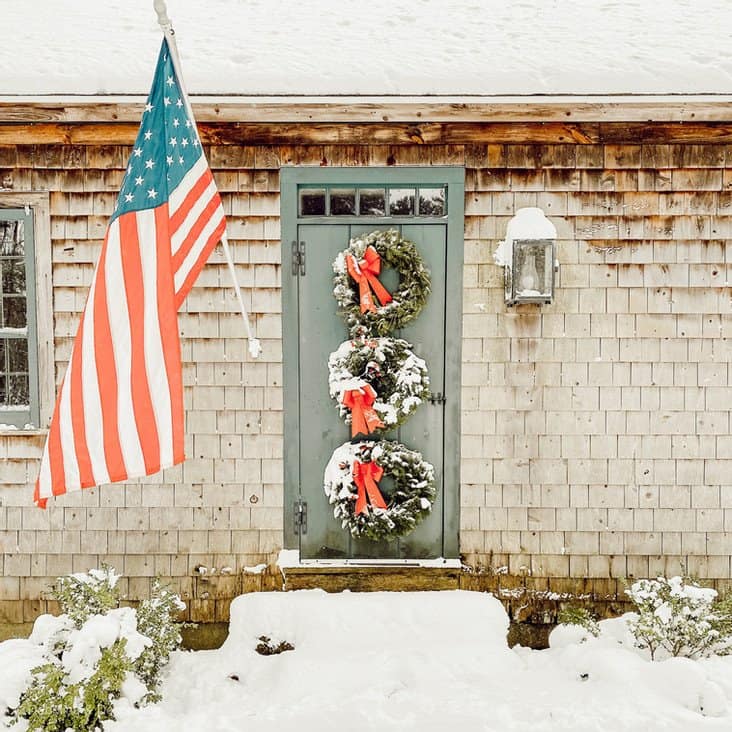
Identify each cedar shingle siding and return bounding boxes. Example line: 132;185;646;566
2;119;732;622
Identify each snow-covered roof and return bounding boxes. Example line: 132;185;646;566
6;0;732;97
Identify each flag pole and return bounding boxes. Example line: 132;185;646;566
153;0;262;359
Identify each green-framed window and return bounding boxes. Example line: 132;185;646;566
0;207;39;428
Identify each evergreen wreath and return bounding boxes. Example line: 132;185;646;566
324;440;435;542
332;229;431;336
328;330;430;435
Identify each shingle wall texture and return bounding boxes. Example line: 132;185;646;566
1;138;731;621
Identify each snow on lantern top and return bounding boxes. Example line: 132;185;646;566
495;208;557;306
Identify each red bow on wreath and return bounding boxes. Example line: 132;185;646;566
352;460;388;515
342;383;385;437
346;246;393;314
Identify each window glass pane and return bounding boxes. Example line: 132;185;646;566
2;260;26;295
8;338;27;372
0;374;5;403
0;339;5;373
419;188;446;216
7;373;28;406
330;188;356;216
359;189;386;216
389;189;415;216
3;296;26;329
0;220;24;257
299;188;326;216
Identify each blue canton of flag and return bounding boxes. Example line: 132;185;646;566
115;41;203;220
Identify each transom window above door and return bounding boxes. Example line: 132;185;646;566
298;185;446;218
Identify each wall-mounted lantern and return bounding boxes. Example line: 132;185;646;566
494;207;558;307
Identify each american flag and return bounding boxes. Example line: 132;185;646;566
35;40;226;507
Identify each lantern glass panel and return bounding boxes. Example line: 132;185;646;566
512;239;554;302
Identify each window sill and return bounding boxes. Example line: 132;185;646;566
0;428;48;437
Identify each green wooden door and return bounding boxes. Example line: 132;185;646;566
281;168;464;560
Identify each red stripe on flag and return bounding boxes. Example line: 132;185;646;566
46;386;67;497
171;192;223;273
94;240;127;482
33;484;47;509
70;317;95;488
173;217;226;309
169;168;214;235
155;205;185;463
119;214;161;475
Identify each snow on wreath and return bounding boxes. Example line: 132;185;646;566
332;229;431;336
328;327;430;438
324;440;435;542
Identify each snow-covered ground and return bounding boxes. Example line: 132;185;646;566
3;1;732;96
5;589;732;731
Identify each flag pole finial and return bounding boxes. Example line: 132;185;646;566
153;0;172;31
152;0;261;359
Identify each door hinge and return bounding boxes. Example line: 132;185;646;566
428;392;446;405
291;240;306;276
294;499;308;535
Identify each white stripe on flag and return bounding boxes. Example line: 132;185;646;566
170;179;219;259
105;220;146;477
173;205;225;295
57;361;80;493
137;208;174;469
81;276;110;486
169;155;209;216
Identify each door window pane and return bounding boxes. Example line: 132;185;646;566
389;188;415;216
330;188;356;216
419;188;446;216
359;189;386;216
299;188;326;216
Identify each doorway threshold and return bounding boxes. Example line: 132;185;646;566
278;549;461;569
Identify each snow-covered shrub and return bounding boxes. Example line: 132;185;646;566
9;568;186;730
12;637;130;731
53;566;122;627
133;579;187;702
556;606;600;638
625;576;732;660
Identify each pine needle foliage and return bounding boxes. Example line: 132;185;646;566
10;569;186;730
13;639;130;732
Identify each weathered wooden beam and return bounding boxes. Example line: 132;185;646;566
598;122;732;143
2;99;732;124
0;121;599;145
3;121;732;146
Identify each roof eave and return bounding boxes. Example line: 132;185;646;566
1;94;732;123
